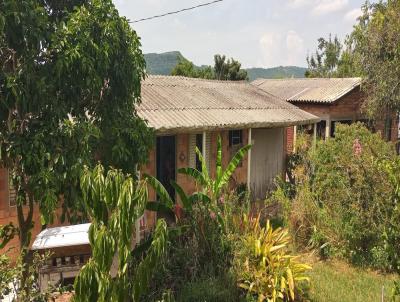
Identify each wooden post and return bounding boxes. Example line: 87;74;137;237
313;123;317;149
325;117;331;139
202;131;207;161
247;128;252;191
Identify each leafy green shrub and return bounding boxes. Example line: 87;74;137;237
230;215;311;302
145;136;311;301
0;251;60;302
275;123;400;271
176;274;242;302
74;165;168;302
144;136;251;301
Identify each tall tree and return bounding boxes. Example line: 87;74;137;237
214;54;248;81
306;34;342;77
170;54;248;81
305;33;363;78
348;0;400;116
171;58;214;79
0;0;153;292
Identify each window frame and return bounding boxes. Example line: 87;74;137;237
8;170;16;207
229;129;243;147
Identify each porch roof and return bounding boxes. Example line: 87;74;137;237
138;76;319;134
32;223;90;250
251;77;362;104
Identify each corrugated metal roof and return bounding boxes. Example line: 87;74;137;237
32;223;90;250
252;77;362;103
138;76;319;133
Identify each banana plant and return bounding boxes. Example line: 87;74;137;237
145;135;251;217
179;135;251;202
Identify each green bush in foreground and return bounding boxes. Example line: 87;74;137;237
230;215;311;302
273;123;400;271
145;136;310;301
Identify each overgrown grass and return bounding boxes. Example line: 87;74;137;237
306;258;398;302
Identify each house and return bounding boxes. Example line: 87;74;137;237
252;77;399;152
138;75;318;203
0;75;318;288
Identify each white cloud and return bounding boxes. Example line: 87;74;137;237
259;30;305;67
312;0;349;15
286;30;305;65
344;8;362;22
259;32;282;67
287;0;313;8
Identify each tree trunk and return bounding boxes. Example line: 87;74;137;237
16;196;34;299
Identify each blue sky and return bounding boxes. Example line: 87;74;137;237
113;0;367;68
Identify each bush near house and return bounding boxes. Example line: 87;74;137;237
144;136;311;301
270;123;400;272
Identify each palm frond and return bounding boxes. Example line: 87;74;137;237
143;174;173;207
178;167;207;186
218;144;251;192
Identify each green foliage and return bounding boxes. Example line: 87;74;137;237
182;136;252;202
170;54;248;81
145;51;306;81
214;54;248;81
145;136;310;301
0;0;152;292
0;251;60;302
0;223;17;249
349;0;400;115
144;51;185;75
171;58;214;79
246;66;307;81
74;165;168;302
305;34;361;78
308;259;397;302
230;215;311;302
275;123;400;271
144;135;251;301
392;280;400;302
176;274;242;302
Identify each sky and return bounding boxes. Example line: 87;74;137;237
113;0;367;68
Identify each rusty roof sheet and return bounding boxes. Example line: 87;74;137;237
252;77;362;103
138;75;319;133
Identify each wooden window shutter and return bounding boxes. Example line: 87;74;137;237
188;134;196;169
8;171;16;207
205;133;211;172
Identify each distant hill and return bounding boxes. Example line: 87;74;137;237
246;66;307;81
144;51;307;80
144;51;184;75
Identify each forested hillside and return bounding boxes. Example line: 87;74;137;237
144;51;307;80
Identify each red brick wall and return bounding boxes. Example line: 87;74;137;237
285;127;294;154
140;130;249;208
0;129;256;260
285;89;398;153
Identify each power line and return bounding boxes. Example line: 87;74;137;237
129;0;224;24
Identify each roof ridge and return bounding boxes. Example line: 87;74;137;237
145;74;248;84
253;77;362;82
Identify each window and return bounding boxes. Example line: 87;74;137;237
316;120;327;139
8;171;16;207
330;120;352;137
229;130;243;147
189;133;210;172
384;117;392;142
196;134;203;171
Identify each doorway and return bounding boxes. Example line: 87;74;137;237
250;128;284;200
156;136;176;200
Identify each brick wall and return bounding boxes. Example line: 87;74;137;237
0;129;253;261
285;89;399;153
140;129;249;209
